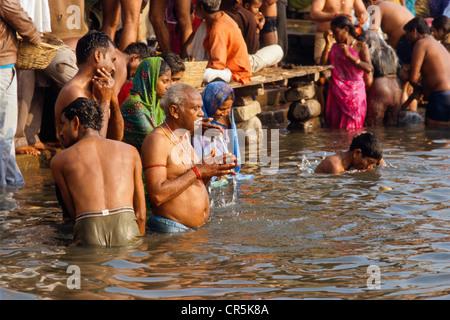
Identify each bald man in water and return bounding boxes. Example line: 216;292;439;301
141;83;239;233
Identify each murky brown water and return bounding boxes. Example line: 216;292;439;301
1;124;449;300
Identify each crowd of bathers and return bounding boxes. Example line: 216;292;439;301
1;0;449;247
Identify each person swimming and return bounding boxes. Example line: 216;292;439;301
315;131;385;174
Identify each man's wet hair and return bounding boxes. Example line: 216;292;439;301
198;0;221;13
403;17;431;35
350;132;383;160
432;15;450;33
160;83;195;114
124;42;156;59
76;30;115;65
61;98;103;131
159;52;186;74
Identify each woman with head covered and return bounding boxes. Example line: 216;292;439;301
193;81;253;187
120;57;172;153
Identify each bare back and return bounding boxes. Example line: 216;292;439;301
411;36;450;97
315;153;345;174
377;1;414;48
51;136;141;218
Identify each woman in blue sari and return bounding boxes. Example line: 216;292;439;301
193;81;246;186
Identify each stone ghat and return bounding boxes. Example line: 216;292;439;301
222;65;333;139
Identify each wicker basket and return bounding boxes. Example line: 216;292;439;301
16;33;64;70
182;61;208;88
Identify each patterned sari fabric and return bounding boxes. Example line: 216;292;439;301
120;57;166;153
193;81;241;174
325;43;367;130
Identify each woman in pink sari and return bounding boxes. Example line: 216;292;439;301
321;16;373;130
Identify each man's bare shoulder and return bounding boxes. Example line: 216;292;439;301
50;148;73;171
105;138;140;156
378;1;413;18
142;127;168;149
414;37;436;53
141;127;173;162
55;80;88;112
315;154;344;174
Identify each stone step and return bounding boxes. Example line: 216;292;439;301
253;85;288;107
16;150;56;171
257;102;290;126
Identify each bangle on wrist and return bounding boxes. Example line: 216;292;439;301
355;58;361;65
192;166;202;180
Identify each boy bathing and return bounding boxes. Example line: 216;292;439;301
315;132;385;174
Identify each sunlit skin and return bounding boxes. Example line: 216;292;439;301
51;110;146;234
322;25;373;79
54;42;121;142
403;26;450;128
315;148;384;174
156;71;172;99
244;0;262;15
244;0;265;32
58;114;77;149
126;53;142;79
213;97;233;127
141;85;238;229
170;71;185;85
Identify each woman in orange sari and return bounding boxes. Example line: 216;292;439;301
321;16;373;130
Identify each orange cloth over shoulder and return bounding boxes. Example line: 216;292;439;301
203;12;252;85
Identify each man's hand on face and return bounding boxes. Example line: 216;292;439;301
92;68;115;103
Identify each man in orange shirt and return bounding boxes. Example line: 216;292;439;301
197;0;252;85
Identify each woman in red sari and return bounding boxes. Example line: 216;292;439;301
321;16;373;130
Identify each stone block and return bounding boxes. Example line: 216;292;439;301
236;115;263;144
287;117;322;131
233;84;264;97
234;95;255;106
254;87;287;107
287;99;321;122
233;100;261;122
16;150;55;170
284;82;316;102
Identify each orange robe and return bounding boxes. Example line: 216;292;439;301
203;12;252;85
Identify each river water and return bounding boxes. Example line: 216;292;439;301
0;124;449;300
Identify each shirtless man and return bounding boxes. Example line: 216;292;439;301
54;31;123;142
51;98;146;246
310;0;368;64
362;0;414;62
260;0;278;47
315;132;385;174
141;83;239;233
363;1;418;112
403;17;450;128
